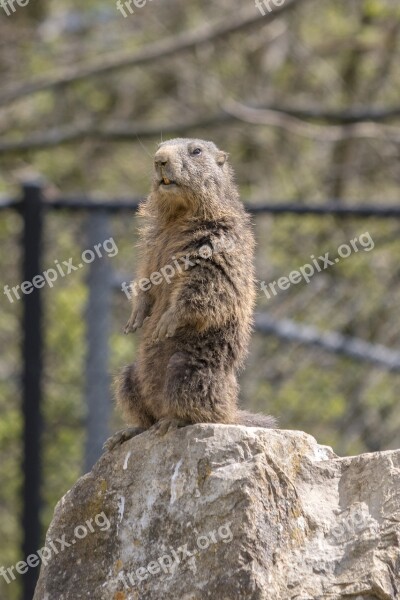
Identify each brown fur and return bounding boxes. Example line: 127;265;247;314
115;138;276;432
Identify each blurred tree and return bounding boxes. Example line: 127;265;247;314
0;1;399;597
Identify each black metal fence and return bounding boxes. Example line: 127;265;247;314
1;182;400;600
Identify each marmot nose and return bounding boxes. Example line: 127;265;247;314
154;151;170;168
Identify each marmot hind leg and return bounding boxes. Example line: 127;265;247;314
161;351;238;425
114;363;155;428
105;364;155;451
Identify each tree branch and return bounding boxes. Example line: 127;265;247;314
255;314;400;372
3;105;400;156
223;101;400;144
0;0;303;107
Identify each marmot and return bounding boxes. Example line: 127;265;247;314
105;138;276;450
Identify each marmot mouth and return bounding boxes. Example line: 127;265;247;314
159;177;177;187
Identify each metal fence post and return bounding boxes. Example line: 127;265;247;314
84;211;112;472
21;180;44;600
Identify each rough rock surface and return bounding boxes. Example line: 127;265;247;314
34;425;400;600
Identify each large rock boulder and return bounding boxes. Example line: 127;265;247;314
34;425;400;600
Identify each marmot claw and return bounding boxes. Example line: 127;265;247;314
152;309;179;343
151;418;187;436
103;427;146;451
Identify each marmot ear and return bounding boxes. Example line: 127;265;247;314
216;151;228;166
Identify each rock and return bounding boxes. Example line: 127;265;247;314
33;425;400;600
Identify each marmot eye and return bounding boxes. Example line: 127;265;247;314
191;148;202;156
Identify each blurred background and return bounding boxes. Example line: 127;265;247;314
1;0;400;598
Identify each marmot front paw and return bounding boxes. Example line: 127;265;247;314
152;308;180;342
124;305;150;334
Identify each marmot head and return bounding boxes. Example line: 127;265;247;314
148;138;239;220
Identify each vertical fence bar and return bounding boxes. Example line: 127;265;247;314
21;181;44;600
84;211;112;472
